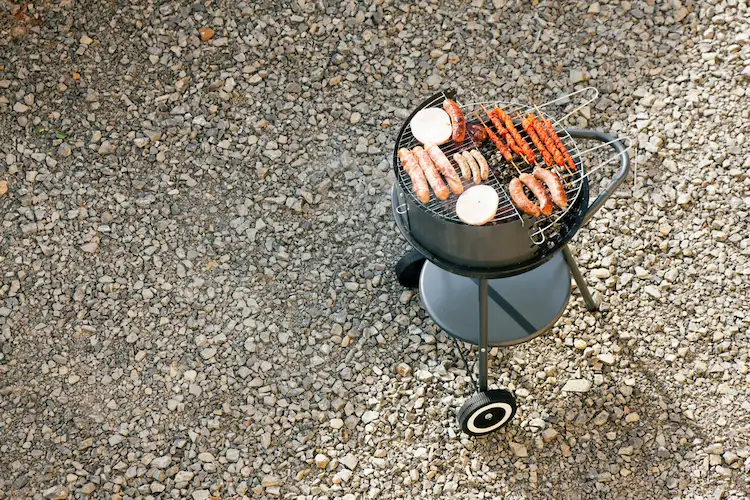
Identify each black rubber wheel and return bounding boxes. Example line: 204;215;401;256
457;389;517;436
395;250;426;288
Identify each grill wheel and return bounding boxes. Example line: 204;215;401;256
458;389;517;436
394;250;426;289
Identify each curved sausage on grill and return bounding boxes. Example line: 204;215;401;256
398;148;431;204
453;152;471;180
413;146;450;201
443;99;466;143
509;178;541;217
470;149;490;181
461;151;482;185
533;167;568;210
519;173;553;216
426;143;463;195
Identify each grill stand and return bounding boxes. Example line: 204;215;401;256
478;278;489;392
562;245;598;311
392;130;630;437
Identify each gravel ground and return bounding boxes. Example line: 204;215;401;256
1;0;749;499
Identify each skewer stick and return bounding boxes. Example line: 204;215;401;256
510;161;522;176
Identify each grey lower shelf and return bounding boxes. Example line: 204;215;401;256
419;252;572;347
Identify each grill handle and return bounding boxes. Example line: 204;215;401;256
567;129;631;226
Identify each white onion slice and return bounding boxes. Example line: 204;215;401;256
410;107;453;145
456;185;499;226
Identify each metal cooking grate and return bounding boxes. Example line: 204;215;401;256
395;91;585;242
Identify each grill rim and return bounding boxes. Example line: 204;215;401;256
393;90;585;237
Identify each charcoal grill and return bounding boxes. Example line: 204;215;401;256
391;88;631;436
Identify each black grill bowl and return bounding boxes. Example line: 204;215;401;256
392;91;590;278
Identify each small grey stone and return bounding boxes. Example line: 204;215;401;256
200;348;217;359
80;241;99;253
340;454;358;470
43;486;68;499
598;353;615;365
57;143;72;157
361;411;379;424
593;411;609;425
562;379;591;393
175;471;194;482
570;70;589;84
151;455;171;469
509;442;528;457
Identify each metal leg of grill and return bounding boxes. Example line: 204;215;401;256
478;278;489;392
562;244;598;311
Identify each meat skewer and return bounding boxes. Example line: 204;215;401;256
461;151;482;185
453;152;471;180
426;143;464;195
519;173;553;216
528;114;565;167
413;146;450;201
470;149;490;181
509;178;541;217
520;115;554;167
484;106;524;160
533;167;568;209
443;99;466;143
537;112;577;172
493;107;537;164
398;148;431;204
473;112;514;162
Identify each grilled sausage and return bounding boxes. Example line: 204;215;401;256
426;143;463;195
413;146;450;200
519;173;553;216
467;123;487;145
461;151;482;185
509;178;541;217
533;167;568;209
443;99;466;142
470;149;490;181
398;148;431;204
453;152;471;180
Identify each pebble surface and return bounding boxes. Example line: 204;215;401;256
0;1;749;499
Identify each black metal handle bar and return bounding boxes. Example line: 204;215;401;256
566;129;631;226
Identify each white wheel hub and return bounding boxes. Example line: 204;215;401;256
466;402;513;434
